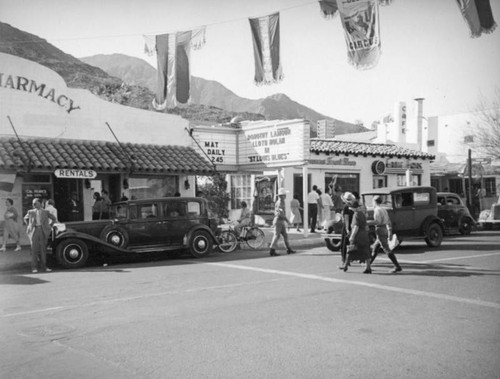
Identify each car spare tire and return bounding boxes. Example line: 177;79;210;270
100;225;129;249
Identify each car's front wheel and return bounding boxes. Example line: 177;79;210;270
459;217;473;235
188;230;213;258
425;222;443;247
56;239;89;269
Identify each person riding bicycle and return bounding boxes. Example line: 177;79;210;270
234;201;252;236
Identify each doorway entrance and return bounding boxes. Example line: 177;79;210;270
53;177;83;222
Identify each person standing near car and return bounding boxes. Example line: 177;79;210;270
24;198;57;273
92;192;103;220
308;185;320;233
269;188;296;257
101;190;111;219
371;195;402;273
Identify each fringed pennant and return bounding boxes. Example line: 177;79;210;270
144;27;206;110
319;0;339;19
249;12;283;85
456;0;497;38
337;0;381;70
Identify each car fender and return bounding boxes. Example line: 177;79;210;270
183;224;219;246
52;230;131;253
421;215;444;235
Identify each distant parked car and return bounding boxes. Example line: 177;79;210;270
50;197;219;269
437;192;475;235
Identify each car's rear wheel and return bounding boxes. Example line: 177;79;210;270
325;237;342;252
100;225;129;248
189;230;213;258
425;222;443;247
56;239;89;269
459;217;473;235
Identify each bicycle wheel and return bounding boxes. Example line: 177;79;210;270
217;230;238;253
244;227;265;249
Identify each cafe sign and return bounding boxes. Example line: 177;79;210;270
54;169;97;179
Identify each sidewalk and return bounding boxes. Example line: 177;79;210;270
0;228;326;273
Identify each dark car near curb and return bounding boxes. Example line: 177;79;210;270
50;197;219;269
437;192;475;235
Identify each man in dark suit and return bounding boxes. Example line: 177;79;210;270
24;198;57;273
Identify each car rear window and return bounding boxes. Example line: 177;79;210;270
187;201;201;217
414;192;430;206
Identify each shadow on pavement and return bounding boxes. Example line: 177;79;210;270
369;261;500;277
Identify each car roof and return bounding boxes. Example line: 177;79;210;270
362;186;436;196
437;192;459;196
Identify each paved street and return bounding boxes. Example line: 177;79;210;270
1;231;499;378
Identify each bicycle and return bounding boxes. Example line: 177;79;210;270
217;222;266;253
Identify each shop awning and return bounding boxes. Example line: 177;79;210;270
0;137;214;175
310;139;435;160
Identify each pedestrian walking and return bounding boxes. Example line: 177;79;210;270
1;198;22;252
290;193;302;231
320;188;334;230
24;198;57;273
370;195;402;273
344;199;372;274
338;191;356;270
269;188;296;256
307;185;320;232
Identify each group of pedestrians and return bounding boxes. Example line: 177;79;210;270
307;184;342;233
265;185;402;273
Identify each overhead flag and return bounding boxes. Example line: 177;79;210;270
144;27;206;110
319;0;391;19
456;0;497;37
249;12;283;85
319;0;339;19
337;0;381;70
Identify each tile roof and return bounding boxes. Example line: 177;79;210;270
0;137;214;175
310;139;435;160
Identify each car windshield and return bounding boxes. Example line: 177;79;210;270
110;204;127;219
363;194;392;208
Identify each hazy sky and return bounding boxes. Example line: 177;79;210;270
1;0;499;124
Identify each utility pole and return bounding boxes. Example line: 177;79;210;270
467;149;473;214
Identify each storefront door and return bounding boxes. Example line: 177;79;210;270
53;177;83;222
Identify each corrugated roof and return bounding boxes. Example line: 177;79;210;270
0;137;214;174
310;139;435;160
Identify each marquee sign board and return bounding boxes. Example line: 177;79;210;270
54;169;97;179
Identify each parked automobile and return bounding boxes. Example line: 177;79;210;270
437;192;475;235
362;186;444;248
50;197;219;269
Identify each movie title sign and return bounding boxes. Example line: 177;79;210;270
308;157;357;166
0;73;81;114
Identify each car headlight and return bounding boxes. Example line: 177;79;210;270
53;223;67;234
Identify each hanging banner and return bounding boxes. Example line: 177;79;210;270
319;0;392;20
319;0;339;19
337;0;381;70
249;12;283;85
144;28;206;110
456;0;497;38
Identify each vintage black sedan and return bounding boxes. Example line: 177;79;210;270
437;192;475;235
51;197;219;269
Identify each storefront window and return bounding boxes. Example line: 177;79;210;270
231;175;253;209
373;175;387;189
324;173;359;194
484;177;496;197
396;174;421;187
254;176;276;214
128;177;178;199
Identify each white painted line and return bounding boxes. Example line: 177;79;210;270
422;252;500;263
206;262;500;310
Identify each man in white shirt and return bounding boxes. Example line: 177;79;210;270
307;185;320;233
